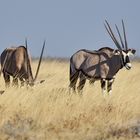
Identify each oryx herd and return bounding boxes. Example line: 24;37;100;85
0;20;136;95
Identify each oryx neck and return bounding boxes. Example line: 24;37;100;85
119;53;125;69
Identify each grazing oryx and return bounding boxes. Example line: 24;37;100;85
69;20;136;95
0;40;45;88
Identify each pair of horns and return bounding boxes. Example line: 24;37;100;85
104;20;128;50
25;39;45;82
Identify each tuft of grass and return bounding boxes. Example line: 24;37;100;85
0;60;140;140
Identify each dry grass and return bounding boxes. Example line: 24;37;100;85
0;60;140;140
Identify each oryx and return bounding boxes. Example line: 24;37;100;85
69;20;136;95
0;40;45;88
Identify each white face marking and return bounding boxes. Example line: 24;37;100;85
122;51;132;70
122;51;127;60
126;63;131;67
128;51;134;56
125;63;132;70
128;49;135;56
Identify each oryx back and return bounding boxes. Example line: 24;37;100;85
70;49;100;79
1;46;28;78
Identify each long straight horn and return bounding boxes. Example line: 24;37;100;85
115;24;125;49
34;40;45;81
25;38;29;60
122;20;128;50
25;39;34;81
25;39;29;75
25;38;28;49
104;20;122;50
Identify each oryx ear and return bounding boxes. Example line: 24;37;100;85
113;50;120;55
128;49;136;56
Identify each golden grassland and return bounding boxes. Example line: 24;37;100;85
0;60;140;140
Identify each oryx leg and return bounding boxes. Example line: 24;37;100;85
107;79;114;95
19;77;25;87
12;77;18;87
101;79;106;95
12;66;21;87
77;73;86;94
3;73;10;88
69;71;79;93
12;69;20;87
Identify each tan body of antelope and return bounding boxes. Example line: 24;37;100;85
69;20;136;95
0;40;45;88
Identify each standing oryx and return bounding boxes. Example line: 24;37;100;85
69;20;136;95
0;40;45;88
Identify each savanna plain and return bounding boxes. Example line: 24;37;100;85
0;59;140;140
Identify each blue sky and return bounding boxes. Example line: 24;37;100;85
0;0;139;57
